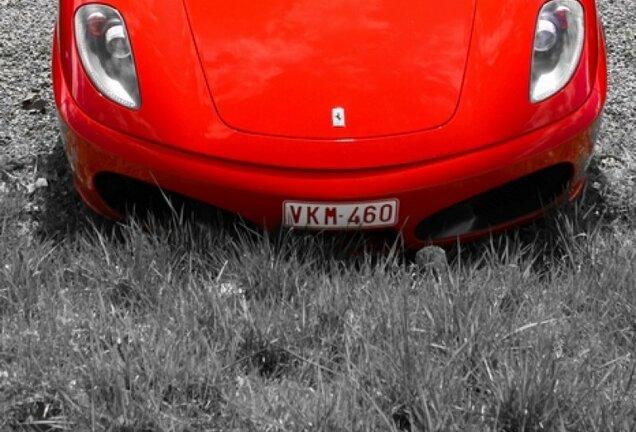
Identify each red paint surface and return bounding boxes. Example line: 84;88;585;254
183;0;476;138
54;0;607;248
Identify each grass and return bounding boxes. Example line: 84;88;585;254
0;185;635;431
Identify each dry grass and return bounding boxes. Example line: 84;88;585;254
1;184;635;431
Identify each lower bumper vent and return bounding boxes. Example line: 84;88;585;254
415;164;573;241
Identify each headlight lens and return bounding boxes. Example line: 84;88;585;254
75;5;140;109
530;0;585;103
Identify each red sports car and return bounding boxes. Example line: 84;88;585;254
53;0;607;248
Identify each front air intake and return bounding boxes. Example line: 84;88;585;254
415;164;573;241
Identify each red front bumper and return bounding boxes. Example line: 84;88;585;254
53;36;606;250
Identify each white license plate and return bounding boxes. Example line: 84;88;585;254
283;200;399;229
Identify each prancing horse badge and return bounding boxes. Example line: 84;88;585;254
332;107;346;128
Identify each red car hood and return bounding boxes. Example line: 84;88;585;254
184;0;476;139
61;0;599;170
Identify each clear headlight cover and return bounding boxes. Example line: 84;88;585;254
530;0;585;103
75;5;141;109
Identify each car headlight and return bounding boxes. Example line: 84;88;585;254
530;0;585;103
75;5;141;109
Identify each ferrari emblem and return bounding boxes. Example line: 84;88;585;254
332;107;346;128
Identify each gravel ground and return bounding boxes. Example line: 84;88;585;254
596;0;636;217
0;0;634;237
0;0;57;171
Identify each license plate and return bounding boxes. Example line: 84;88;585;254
283;200;399;229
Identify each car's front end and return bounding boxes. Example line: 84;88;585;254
53;0;607;248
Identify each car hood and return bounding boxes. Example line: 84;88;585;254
63;0;599;170
184;0;476;139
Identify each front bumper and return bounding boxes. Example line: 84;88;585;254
53;38;605;250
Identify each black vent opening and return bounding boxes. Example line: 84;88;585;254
94;172;237;225
415;164;573;241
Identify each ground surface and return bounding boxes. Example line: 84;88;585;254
0;1;635;431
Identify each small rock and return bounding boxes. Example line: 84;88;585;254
22;93;38;105
21;93;46;113
34;177;48;189
415;246;449;279
415;246;447;267
26;178;48;194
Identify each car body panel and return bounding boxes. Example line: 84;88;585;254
183;0;476;138
53;0;607;247
58;0;601;170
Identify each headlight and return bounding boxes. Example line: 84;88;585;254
75;5;141;109
530;0;585;103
